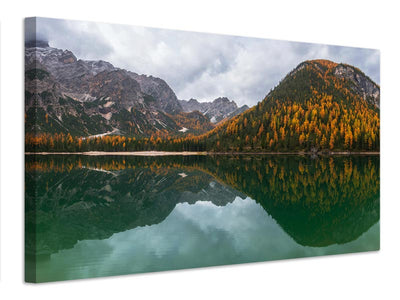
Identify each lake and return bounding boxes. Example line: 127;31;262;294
25;154;380;282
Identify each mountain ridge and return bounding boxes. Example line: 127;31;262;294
25;43;214;137
25;42;250;138
179;97;249;123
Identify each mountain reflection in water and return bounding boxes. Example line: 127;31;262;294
25;154;379;282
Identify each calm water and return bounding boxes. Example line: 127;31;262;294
25;154;380;282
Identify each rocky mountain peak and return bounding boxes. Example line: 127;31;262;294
179;96;249;123
213;97;231;104
128;73;182;114
333;63;380;108
59;50;77;64
188;98;200;104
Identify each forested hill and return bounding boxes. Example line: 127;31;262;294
193;59;380;152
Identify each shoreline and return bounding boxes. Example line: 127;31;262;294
25;151;380;156
24;151;208;156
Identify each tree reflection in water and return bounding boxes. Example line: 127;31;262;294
25;154;379;282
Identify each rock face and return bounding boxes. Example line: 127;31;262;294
333;64;380;108
25;42;220;137
289;60;380;108
129;74;183;114
179;98;204;112
179;97;249;123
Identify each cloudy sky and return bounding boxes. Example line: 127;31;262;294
27;17;380;107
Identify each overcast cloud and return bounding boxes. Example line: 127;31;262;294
27;17;380;107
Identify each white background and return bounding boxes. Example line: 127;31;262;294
1;0;399;299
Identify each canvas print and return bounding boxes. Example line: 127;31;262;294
25;17;380;283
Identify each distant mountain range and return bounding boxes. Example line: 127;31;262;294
179;97;249;123
25;41;249;137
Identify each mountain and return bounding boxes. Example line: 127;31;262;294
179;97;249;123
194;59;380;152
25;41;215;137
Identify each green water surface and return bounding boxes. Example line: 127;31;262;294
25;155;380;282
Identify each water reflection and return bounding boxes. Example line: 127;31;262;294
25;155;379;282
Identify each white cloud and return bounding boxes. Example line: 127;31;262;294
34;17;380;107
